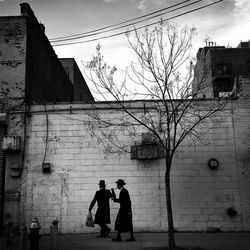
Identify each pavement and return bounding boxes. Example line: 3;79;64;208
1;232;250;250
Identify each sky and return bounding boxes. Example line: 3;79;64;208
1;0;250;80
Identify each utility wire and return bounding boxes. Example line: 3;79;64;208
51;0;204;43
50;0;194;41
52;0;224;47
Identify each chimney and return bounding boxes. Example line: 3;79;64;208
20;3;35;18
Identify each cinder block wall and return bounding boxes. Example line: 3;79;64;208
19;100;250;233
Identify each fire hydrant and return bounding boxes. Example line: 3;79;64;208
28;217;41;250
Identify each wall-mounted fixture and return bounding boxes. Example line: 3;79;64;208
227;207;237;217
42;162;51;173
10;164;20;178
208;158;219;170
2;136;21;152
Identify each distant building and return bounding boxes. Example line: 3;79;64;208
193;41;250;98
60;58;94;102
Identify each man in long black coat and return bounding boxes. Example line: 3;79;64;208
112;179;135;242
89;180;113;237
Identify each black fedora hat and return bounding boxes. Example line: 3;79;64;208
115;179;126;186
98;180;106;187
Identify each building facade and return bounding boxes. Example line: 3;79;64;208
193;42;250;98
0;3;73;107
4;99;250;234
0;3;93;232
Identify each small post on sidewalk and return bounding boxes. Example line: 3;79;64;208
28;217;41;250
19;226;27;250
50;220;58;250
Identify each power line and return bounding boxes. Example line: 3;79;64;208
52;0;224;47
50;0;204;43
50;0;194;41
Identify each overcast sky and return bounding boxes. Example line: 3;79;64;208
1;0;250;73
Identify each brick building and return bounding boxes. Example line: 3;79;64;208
0;3;94;107
0;3;93;232
193;42;250;98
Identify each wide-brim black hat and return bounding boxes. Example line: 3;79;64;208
115;179;126;186
98;180;106;187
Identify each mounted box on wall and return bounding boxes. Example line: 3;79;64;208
10;164;20;178
1;136;21;152
42;162;51;173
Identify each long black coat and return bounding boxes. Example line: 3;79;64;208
89;189;112;224
114;188;133;232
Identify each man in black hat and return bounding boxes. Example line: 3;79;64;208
89;180;113;237
112;179;135;242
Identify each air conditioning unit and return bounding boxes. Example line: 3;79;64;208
1;136;21;152
131;133;165;160
131;144;165;160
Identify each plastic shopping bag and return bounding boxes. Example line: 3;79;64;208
85;211;95;227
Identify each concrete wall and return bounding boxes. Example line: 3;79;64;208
15;99;250;234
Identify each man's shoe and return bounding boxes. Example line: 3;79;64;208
112;237;122;242
105;228;111;236
125;237;136;242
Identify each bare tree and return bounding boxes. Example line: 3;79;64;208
84;22;228;249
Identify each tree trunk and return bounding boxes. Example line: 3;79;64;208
165;160;176;249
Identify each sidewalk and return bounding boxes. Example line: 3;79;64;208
1;232;250;250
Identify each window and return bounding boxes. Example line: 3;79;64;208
216;63;232;76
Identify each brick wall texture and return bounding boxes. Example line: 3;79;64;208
19;99;250;233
